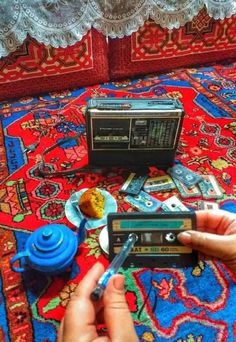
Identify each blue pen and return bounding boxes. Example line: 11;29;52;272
91;233;138;301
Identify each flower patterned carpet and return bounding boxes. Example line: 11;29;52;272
0;59;236;341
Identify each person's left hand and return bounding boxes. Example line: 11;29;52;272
57;262;138;342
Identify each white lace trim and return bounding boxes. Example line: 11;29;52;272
0;0;236;58
150;0;205;29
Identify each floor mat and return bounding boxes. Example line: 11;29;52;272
0;60;236;341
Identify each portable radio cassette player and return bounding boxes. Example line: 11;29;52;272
107;212;198;268
86;98;185;169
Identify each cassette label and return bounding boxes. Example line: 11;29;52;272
114;246;192;254
108;212;198;268
112;216;192;231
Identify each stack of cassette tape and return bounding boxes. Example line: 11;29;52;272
119;164;223;212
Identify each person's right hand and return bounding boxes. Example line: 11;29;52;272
178;209;236;275
57;262;139;342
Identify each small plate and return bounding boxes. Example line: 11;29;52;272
99;226;109;254
65;188;117;230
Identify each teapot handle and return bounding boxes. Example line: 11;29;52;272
10;251;29;272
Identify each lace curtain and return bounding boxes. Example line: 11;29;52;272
0;0;236;58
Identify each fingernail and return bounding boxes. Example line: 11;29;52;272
178;231;192;245
113;276;125;291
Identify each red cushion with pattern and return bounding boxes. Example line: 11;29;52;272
0;29;109;101
109;7;236;80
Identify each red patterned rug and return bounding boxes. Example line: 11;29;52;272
0;60;236;341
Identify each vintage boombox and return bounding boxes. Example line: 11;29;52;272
85;97;185;169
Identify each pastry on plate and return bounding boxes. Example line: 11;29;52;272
79;188;105;219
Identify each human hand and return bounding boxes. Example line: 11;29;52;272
178;209;236;275
57;262;138;342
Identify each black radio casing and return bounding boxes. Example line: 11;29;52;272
85;97;185;169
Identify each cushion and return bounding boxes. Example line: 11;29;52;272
109;7;236;80
0;29;109;101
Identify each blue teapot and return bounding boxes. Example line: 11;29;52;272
10;222;86;275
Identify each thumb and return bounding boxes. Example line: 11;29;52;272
103;274;138;342
178;230;235;260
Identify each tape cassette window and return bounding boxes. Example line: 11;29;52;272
86;98;185;169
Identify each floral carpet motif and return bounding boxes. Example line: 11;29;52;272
0;60;236;341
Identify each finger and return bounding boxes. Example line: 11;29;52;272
61;263;105;342
57;317;64;342
196;210;236;235
74;262;105;298
178;230;236;260
103;274;139;342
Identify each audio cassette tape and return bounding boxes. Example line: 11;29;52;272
168;164;203;188
143;175;176;192
120;173;148;195
198;175;223;199
107;212;198;268
124;190;162;212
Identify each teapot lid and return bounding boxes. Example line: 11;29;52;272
26;224;78;272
